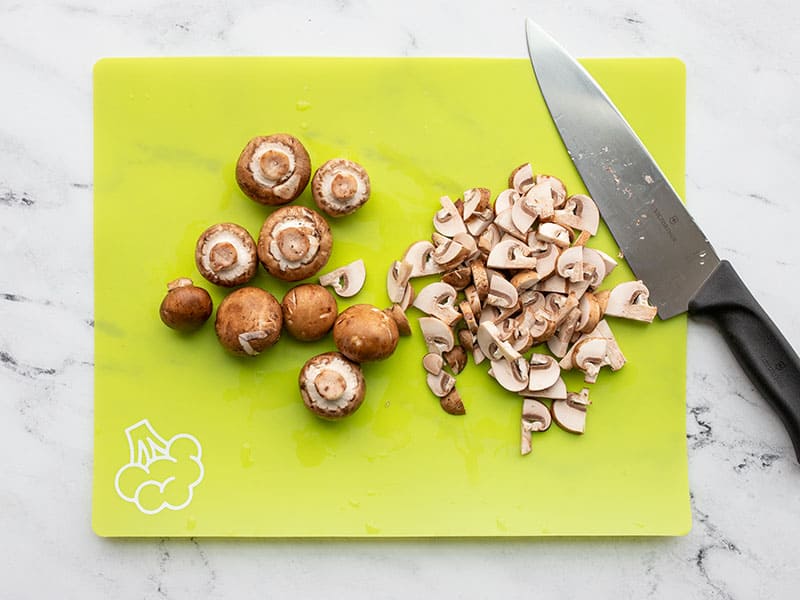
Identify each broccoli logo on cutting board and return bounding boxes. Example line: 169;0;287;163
114;419;204;515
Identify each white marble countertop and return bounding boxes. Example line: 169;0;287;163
2;0;799;597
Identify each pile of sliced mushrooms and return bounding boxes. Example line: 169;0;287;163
160;133;410;421
387;163;658;455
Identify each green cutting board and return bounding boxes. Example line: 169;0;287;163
93;57;690;537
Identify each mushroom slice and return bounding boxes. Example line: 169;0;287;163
413;281;461;326
521;398;552;455
521;377;568;400
486;274;519;309
384;304;412;336
462;187;491;220
535;274;569;294
470;259;490;302
577;292;602;333
452;232;480;260
509;163;535;194
386;260;413;303
529;309;558;345
299;352;366;420
464;285;482;316
486;239;538;270
494;207;527;241
553;194;599;235
535;222;572;248
510;270;540;293
440;388;466;415
404;240;446;277
465;208;495;237
494;188;521;216
594;289;610;315
511;193;538;233
490;357;530;392
527;354;561;392
580;248;608;289
604;280;658;323
547;307;581;357
459;300;479;334
319;259;366;298
418;316;455;354
545;293;579;326
399;283;415;311
427;370;456;397
457;329;475;353
443;345;468;375
422;352;444;375
477;321;521;363
195;223;259;287
311;158;371;217
592;249;619;276
534;174;567;208
552;389;591;434
531;243;559;280
431;237;470;270
477;223;502;256
441;265;473;290
560;319;626;372
433;196;468;237
572;337;610;383
521;181;555;221
556;246;584;283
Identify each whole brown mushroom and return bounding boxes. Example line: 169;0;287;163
311;158;371;217
333;304;399;363
214;287;282;356
195;222;258;287
257;206;333;282
299;352;366;420
235;134;311;205
159;278;213;331
281;284;338;341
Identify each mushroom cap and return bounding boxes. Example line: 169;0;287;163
159;278;213;331
311;158;371;217
257;206;333;281
214;287;283;356
333;303;399;362
299;352;366;420
235;134;311;205
195;222;258;287
281;283;338;341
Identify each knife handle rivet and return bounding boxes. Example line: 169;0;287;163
669;216;678;225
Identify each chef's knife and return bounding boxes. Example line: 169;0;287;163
525;18;800;462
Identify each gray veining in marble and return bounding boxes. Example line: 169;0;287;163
2;0;800;598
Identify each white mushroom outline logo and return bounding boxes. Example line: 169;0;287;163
114;419;204;515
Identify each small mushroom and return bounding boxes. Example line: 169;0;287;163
552;389;591;434
195;223;258;287
419;316;455;354
384;304;412;336
215;287;283;356
257;206;333;282
159;278;213;331
527;354;561;391
319;259;366;298
508;163;534;194
553;194;599;235
440;389;466;415
311;158;370;217
487;239;538;270
333;304;399;362
281;283;338;341
413;281;461;326
604;280;658;322
521;398;552;455
386;260;413;303
404;240;446;277
299;352;366;420
236;134;311;205
433;196;467;237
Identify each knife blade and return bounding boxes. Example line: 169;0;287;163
525;18;800;462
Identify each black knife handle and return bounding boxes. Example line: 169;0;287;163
688;260;800;462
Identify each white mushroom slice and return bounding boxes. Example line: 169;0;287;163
477;223;502;256
486;274;519;309
509;164;535;194
580;248;608;289
490;357;529;392
577;292;602;333
494;189;520;216
534;274;569;294
536;222;572;248
413;281;461;326
521;398;552;455
521;377;568;400
556;246;584;283
404;240;446;277
486;239;538;270
511;270;541;292
560;319;626;372
521;181;555;220
418;316;455;355
432;238;470;269
572;337;610;383
387;260;413;303
399;283;415;311
422;352;444;375
511;194;538;233
473;345;486;365
427;370;456;398
544;292;579;326
547;307;581;358
452;232;481;262
494;208;527;241
477;321;521;362
592;248;619;275
319;259;366;298
479;304;501;326
459;300;478;334
530;308;558;345
604;280;658;322
552;389;591;434
433;196;467;237
462;187;491;220
534;174;567;208
528;354;561;391
531;243;559;280
465;208;494;236
553;194;599;235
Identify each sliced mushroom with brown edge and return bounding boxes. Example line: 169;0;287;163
195;223;258;287
427;369;456;397
604;280;658;322
319;259;366;298
490;357;530;392
215;287;283;356
413;282;461;326
433;196;467;237
281;283;338;341
333;304;399;362
508;163;534;194
521;398;552;455
553;194;600;235
552;389;591;434
299;352;366;420
257;206;333;282
440;389;466;415
384;304;412;336
159;278;213;331
236;134;311;205
312;158;371;217
419;316;455;355
404;240;446;278
528;354;561;392
487;239;538;270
